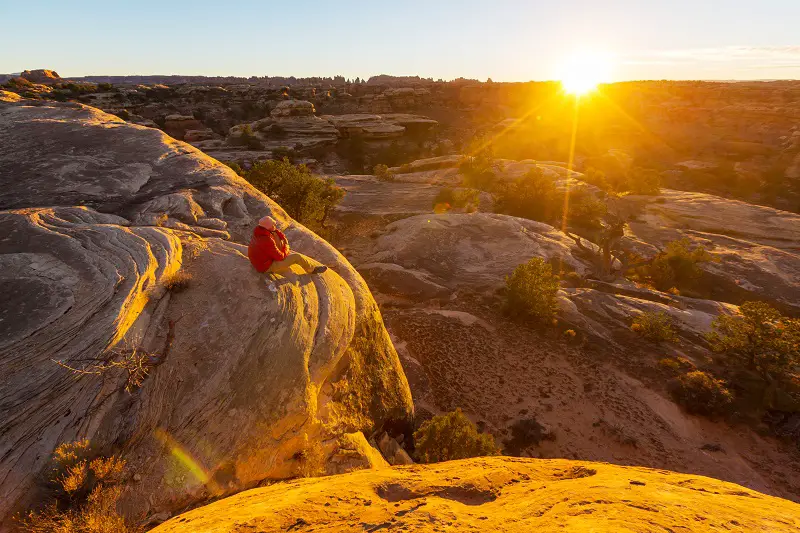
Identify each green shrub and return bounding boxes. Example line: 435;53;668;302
504;257;560;321
707;301;800;380
631;311;678;342
433;187;479;212
668;370;733;416
495;167;557;222
224;161;245;176
373;164;393;181
566;187;607;229
413;409;498;463
582;167;611;191
646;238;714;292
628;167;662;195
459;142;496;191
241;158;344;232
17;441;139;532
234;125;264;150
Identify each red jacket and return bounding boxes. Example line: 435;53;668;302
248;226;288;272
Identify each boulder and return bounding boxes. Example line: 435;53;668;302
616;190;800;312
150;457;800;533
19;68;61;84
270;99;316;118
162;114;204;140
362;212;593;290
0;97;413;526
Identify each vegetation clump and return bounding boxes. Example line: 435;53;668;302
239;158;344;233
373;163;393;181
18;440;139;533
494;167;557;222
504;257;560;321
162;271;192;293
631;311;678;342
668;370;734;416
638;238;715;293
707;301;799;380
433;187;479;212
413;409;498;463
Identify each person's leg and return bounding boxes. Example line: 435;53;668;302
267;252;315;275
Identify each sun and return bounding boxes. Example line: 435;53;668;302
559;51;613;96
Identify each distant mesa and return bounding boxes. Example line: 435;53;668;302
19;68;61;84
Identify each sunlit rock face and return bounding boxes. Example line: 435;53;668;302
0;94;412;526
615;190;800;314
151;456;800;533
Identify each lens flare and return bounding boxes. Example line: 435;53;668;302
559;51;613;95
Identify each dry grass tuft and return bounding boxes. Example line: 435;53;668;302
17;441;139;533
162;271;193;293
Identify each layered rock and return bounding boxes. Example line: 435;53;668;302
616;190;800;313
323;113;437;140
152;457;800;532
19;68;61;84
0;96;413;526
162;114;204;140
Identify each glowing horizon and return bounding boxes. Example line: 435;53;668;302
1;1;799;82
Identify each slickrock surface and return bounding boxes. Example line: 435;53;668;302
152;457;800;532
0;94;412;526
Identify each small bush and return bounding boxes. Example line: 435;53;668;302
646;238;714;292
669;371;733;416
627;167;662;195
433;187;479;212
707;301;800;380
582;167;611;191
295;434;325;478
567;187;607;229
373;164;393;181
234;125;264;150
494;167;557;222
631;311;678;342
503;418;553;455
163;271;192;293
240;158;344;233
18;441;138;533
414;409;498;463
504;258;560;321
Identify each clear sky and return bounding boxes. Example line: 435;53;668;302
2;0;799;81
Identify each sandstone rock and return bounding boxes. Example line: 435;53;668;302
19;68;61;84
0;97;413;526
325;432;388;475
616;190;800;312
183;128;216;142
323;113;437;140
150;457;800;532
359;262;450;300
270;99;316;117
162;114;204;140
377;432;414;465
362;213;593;290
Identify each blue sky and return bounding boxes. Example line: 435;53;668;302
2;0;799;81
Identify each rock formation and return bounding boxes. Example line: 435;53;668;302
151;457;800;532
327;157;800;502
19;69;61;84
0;93;413;527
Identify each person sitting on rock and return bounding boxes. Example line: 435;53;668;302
248;216;327;276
